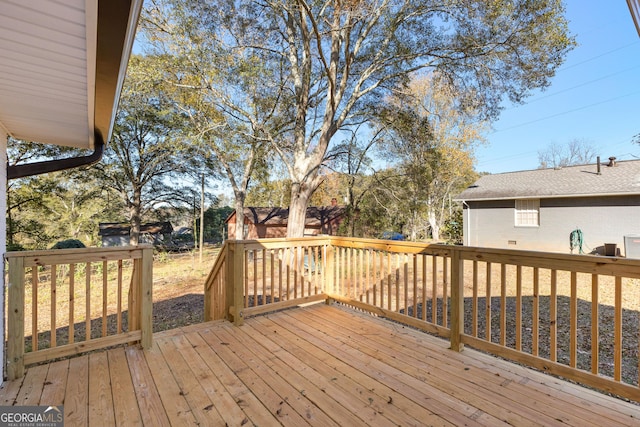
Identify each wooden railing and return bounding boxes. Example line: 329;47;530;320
456;246;640;401
204;241;228;321
328;237;455;339
204;237;330;324
5;245;153;380
207;237;640;401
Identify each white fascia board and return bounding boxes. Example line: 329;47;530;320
454;192;640;202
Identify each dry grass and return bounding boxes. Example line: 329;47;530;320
151;248;218;331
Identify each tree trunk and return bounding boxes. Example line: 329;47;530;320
130;211;141;245
6;191;14;247
129;189;142;245
409;209;418;242
428;208;441;241
233;190;246;239
286;182;314;237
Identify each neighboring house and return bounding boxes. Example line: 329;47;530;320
226;206;347;239
455;158;640;256
99;222;173;246
0;0;142;379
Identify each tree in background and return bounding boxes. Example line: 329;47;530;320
537;139;597;169
198;206;234;244
377;74;482;240
142;0;281;240
41;174;119;245
325;124;385;237
257;0;573;237
140;0;574;238
354;169;407;238
7;174;56;249
94;55;193;245
245;161;292;208
7;139;125;249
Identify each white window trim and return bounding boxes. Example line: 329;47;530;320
514;199;540;227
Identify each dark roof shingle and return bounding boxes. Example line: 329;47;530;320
455;159;640;201
227;206;346;226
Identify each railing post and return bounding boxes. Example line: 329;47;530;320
225;242;245;326
140;247;153;349
224;242;233;322
7;256;25;380
129;259;140;333
204;267;212;322
450;248;465;352
325;240;335;304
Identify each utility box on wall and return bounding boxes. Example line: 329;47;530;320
624;234;640;258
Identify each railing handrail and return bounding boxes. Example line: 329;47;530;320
205;241;228;291
5;245;152;266
4;244;151;258
457;244;640;277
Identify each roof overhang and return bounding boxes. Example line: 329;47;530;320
455;192;640;203
629;0;640;36
0;0;142;149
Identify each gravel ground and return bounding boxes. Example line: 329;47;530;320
402;296;639;387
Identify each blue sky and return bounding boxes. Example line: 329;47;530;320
475;0;640;174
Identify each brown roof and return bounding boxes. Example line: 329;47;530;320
226;206;347;227
455;159;640;201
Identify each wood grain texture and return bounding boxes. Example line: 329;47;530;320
1;303;638;426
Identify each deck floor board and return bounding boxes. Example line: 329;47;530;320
2;303;639;426
88;352;115;426
64;356;89;426
216;319;380;426
107;348;143;426
249;313;460;427
39;359;69;407
292;304;600;427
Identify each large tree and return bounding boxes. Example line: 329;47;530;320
255;0;574;236
141;0;281;239
95;55;192;245
142;0;574;237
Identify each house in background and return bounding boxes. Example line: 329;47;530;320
99;222;173;246
455;158;640;256
226;205;347;239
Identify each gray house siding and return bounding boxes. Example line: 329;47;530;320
464;195;640;255
102;235;130;247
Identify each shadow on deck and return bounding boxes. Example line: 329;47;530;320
2;303;639;426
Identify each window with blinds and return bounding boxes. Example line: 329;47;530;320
515;199;539;227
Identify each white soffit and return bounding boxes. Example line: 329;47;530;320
0;0;92;148
0;0;142;150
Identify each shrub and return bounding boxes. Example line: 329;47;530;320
51;239;86;249
6;242;25;251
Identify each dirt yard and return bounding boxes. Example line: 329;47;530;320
151;248;219;332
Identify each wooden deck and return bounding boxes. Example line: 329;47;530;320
2;303;639;426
